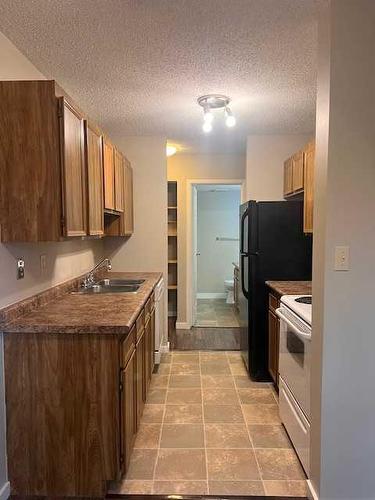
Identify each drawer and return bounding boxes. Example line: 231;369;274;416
279;376;310;475
269;293;280;312
136;309;145;340
122;324;135;368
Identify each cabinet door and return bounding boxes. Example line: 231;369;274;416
292;151;304;193
283;158;293;197
144;316;151;390
150;308;155;375
121;349;136;473
103;138;115;210
85;123;104;236
114;150;124;212
59;98;87;236
303;142;315;233
268;309;279;386
136;333;146;428
123;159;134;236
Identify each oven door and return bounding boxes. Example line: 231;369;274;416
276;306;311;420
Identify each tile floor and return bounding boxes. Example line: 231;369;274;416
196;298;240;327
109;351;307;497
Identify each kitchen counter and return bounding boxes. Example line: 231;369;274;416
266;280;312;296
2;271;162;335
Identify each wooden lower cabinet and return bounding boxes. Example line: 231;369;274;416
3;291;157;497
121;348;137;473
136;331;146;427
267;292;280;388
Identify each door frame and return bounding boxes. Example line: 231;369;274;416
184;178;246;330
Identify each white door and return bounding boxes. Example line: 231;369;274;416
192;185;199;325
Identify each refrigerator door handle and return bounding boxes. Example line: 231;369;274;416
240;253;249;299
240;207;249;253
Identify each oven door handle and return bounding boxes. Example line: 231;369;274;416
276;308;311;341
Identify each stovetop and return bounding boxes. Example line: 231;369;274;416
281;294;312;325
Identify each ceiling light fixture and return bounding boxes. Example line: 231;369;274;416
225;106;236;127
198;94;236;132
166;145;177;157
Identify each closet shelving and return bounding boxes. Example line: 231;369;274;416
167;181;178;317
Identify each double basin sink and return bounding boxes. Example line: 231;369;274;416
72;278;145;295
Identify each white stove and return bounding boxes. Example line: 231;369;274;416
281;294;312;326
276;294;312;476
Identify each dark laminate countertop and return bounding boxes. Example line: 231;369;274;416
266;280;312;297
2;272;162;335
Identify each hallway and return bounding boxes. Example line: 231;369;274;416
110;351;307;497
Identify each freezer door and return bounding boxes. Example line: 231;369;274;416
240;202;249;254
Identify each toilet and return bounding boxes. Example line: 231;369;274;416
224;279;235;304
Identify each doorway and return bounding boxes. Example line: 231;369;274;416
186;179;245;330
194;184;241;327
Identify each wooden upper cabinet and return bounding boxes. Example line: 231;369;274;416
123;159;134;236
114;149;125;212
0;80;62;242
85;122;104;236
303;142;315;233
59;98;87;237
292;151;304;193
103;138;115;211
283;158;293;197
0;80;134;242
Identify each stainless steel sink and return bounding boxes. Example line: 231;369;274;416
72;283;141;294
71;277;145;295
96;278;145;286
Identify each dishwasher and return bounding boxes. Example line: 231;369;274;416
153;278;165;364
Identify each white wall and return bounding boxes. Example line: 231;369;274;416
167;153;245;324
197;189;240;295
311;1;375;498
246;135;311;201
105;137;168;340
0;31;105;499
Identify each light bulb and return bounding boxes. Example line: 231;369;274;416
166;145;177;157
203;109;214;124
202;121;212;133
225;107;236;127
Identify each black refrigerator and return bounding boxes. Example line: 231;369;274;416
239;200;312;381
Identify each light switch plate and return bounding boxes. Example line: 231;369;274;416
334;246;350;271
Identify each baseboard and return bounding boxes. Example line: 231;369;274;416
175;321;191;330
197;293;226;299
307;479;319;500
0;481;10;500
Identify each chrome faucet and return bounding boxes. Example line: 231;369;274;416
83;258;112;288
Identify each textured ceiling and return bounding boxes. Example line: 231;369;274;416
0;0;317;153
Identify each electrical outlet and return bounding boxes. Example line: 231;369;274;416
40;254;47;274
17;258;25;280
40;253;47;274
334;246;350;271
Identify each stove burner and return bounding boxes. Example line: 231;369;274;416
295;296;312;305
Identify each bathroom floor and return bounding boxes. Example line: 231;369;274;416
109;351;307;497
195;298;240;327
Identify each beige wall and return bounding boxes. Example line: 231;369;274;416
167;154;245;325
105;137;168;338
311;1;375;498
0;30;104;310
246;135;311;201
